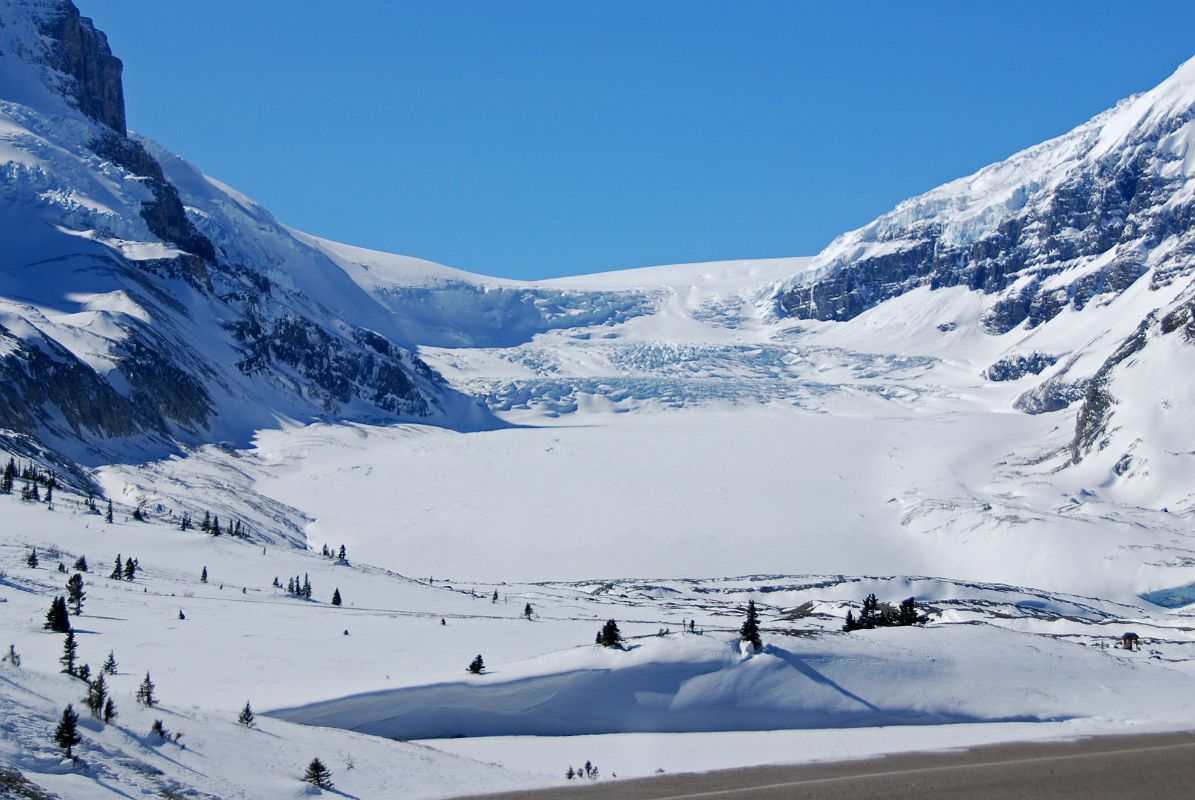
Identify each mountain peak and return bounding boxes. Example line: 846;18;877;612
0;0;125;133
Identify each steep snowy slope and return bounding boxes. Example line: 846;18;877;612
0;0;494;476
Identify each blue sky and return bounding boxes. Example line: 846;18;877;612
81;1;1195;280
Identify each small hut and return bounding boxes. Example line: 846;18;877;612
1121;632;1140;651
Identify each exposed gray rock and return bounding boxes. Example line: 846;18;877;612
1070;316;1152;462
37;0;125;134
1013;376;1089;415
984;352;1058;382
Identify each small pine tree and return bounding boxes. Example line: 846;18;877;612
44;596;71;633
6;643;20;667
467;654;485;674
78;663;91;682
843;609;859;632
0;458;14;494
859;593;881;629
59;630;78;676
66;573;85;615
179;512;191;531
110;554;123;580
331;588;342;606
123;557;137;581
105;500;113;523
337;544;346;561
73;555;88;572
25;548;38;568
102;650;117;675
598;619;623;648
304;758;334;790
740;599;762;652
492;589;499;603
302;574;311;599
200;566;208;584
136;672;156;707
286;577;295;594
86;673;108;718
566;766;575;780
200;511;210;532
103;696;117;723
523;602;533;620
211;515;220;536
55;704;81;759
238;700;255;728
150;718;169;740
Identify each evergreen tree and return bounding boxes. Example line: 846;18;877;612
86;672;108;718
45;483;52;505
238;700;255;728
59;630;78;675
132;502;144;522
105;500;113;523
55;704;81;758
179;512;191;532
110;555;123;580
523;603;533;620
492;589;499;603
123;557;137;581
44;596;71;633
0;457;14;494
331;588;342;606
211;514;221;536
25;548;38;568
73;555;88;572
843;609;859;632
150;719;169;740
102;650;117;675
6;643;20;667
77;663;90;682
286;577;295;594
103;696;117;724
304;758;334;790
897;597;926;626
302;574;311;599
321;544;329;557
740;599;762;652
598;619;623;648
566;766;575;780
136;672;156;707
200;566;208;584
337;544;346;561
859;593;881;629
200;511;210;532
467;654;485;674
66;573;85;615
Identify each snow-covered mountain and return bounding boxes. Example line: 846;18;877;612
0;0;502;477
775;56;1195;487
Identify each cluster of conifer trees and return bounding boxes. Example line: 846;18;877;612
842;594;927;631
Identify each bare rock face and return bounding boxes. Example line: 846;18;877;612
37;1;126;134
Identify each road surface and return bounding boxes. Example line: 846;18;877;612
451;730;1195;799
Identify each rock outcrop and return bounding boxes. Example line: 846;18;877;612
36;0;125;133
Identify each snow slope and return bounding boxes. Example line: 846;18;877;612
4;491;1195;798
